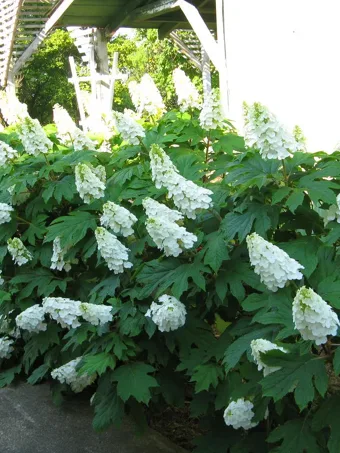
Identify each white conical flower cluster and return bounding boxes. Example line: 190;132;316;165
50;237;71;272
246;233;304;292
250;339;287;376
146;295;187;332
173;68;201;112
53;104;95;151
79;303;113;326
112;111;145;145
199;89;225;130
0;203;13;225
16;305;47;333
75;163;106;204
100;201;137;237
0;336;14;359
17;116;52;156
95;227;132;274
51;358;96;393
292;287;340;345
0;141;18;166
143;198;197;257
223;398;257;430
244;102;300;160
129;74;165;118
0;92;28;124
321;194;340;226
149;144;213;219
7;238;32;266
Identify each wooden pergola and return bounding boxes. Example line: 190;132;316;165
0;0;229;112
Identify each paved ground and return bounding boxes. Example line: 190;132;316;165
0;383;186;453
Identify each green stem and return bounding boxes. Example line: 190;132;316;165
16;216;32;226
281;159;288;184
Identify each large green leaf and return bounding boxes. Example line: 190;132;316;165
10;268;68;299
267;419;320;453
203;231;229;272
280;237;320;278
79;352;116;376
312;396;340;453
191;363;224;392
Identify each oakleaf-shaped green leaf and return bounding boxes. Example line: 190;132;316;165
312;396;340;453
78;353;116;376
191;363;224;392
267;419;320;453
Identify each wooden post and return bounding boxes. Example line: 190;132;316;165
107;52;119;111
216;0;230;116
94;28;110;104
201;47;211;102
69;56;88;131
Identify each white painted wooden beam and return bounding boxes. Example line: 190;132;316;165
11;0;76;75
129;0;179;21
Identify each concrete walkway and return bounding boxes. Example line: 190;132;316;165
0;383;186;453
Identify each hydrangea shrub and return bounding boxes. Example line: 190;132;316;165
1;76;340;452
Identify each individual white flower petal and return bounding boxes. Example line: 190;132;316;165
250;339;287;376
112;111;145;145
0;203;14;225
42;297;82;329
16;305;47;333
51;357;96;393
7;238;32;266
244;102;300;160
223;398;258;430
0;336;14;359
173;68;201;112
95;227;132;274
0;141;18;166
128;74;165;117
75;163;106;204
246;233;304;292
145;295;186;332
17;116;52;156
79;303;113;326
199;88;225;130
293;286;340;345
100;201;137;237
149;144;213;219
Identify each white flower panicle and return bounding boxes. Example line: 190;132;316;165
0;141;18;166
95;227;132;274
223;399;258;430
246;233;304;292
149;144;213;219
0;336;14;359
292;287;340;345
42;297;82;329
16;305;47;333
0;92;28;124
244;102;300;160
146;295;187;332
173;68;201;112
75;163;106;204
250;339;287;376
53;104;95;151
51;358;96;393
17;116;52;156
142;197;183;222
0;203;14;225
7;238;32;266
50;237;71;272
128;74;165;117
112;111;145;145
199;89;225;130
143;198;197;257
100;201;137;237
79;303;113;326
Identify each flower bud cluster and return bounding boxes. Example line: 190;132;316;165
95;227;132;274
112;111;145;145
149;144;213;219
51;357;96;393
17;116;52;156
145;295;187;332
244;102;300;160
7;238;32;266
75;163;106;204
128;74;165;117
0;336;14;359
246;233;304;292
0;203;14;225
50;237;72;272
143;198;197;257
173;68;201;112
16;305;47;333
100;201;137;237
250;339;287;376
292;287;340;345
199;89;225;130
223;398;257;430
0;141;18;166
